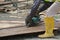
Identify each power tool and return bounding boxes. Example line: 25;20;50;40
25;10;41;27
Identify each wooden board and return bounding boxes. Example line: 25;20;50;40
0;1;26;5
0;21;25;29
0;22;59;37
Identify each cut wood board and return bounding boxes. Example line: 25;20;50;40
0;21;25;29
0;22;60;37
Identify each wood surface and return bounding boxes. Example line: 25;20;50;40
0;22;60;37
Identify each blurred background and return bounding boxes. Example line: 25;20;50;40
0;0;60;40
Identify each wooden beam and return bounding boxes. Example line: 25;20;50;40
0;22;60;37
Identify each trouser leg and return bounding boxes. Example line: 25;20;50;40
38;2;53;12
30;0;42;17
25;0;43;27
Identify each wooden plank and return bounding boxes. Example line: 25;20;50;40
0;1;26;6
0;21;25;29
0;22;60;37
0;26;44;37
